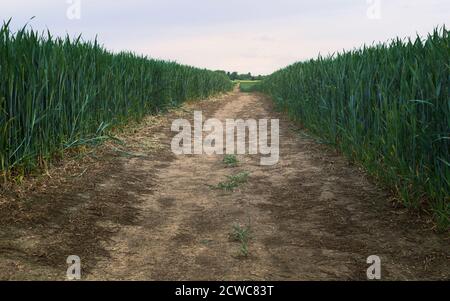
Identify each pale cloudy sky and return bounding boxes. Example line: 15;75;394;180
1;0;448;74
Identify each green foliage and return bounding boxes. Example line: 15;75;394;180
230;223;252;257
223;154;238;167
239;81;261;93
260;27;449;230
0;21;233;173
216;172;250;191
227;72;265;81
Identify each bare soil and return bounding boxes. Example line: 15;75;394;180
0;90;448;280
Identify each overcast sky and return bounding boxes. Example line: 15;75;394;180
1;0;448;75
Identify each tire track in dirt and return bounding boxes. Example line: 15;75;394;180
87;91;449;280
0;90;448;280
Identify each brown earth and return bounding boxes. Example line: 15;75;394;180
0;90;448;280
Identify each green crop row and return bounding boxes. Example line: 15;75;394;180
260;27;449;230
0;21;233;175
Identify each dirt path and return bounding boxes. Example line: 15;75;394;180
0;90;448;280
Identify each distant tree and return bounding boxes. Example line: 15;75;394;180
225;71;265;81
230;72;239;81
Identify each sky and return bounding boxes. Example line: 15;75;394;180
1;0;448;75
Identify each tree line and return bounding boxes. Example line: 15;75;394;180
215;70;266;81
